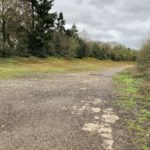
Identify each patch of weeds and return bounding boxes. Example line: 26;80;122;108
114;71;150;150
119;98;136;109
140;110;150;122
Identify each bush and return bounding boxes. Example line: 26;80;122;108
137;39;150;77
53;33;79;58
76;39;89;58
15;41;31;57
0;47;14;58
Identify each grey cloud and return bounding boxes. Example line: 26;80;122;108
90;0;117;7
53;0;150;48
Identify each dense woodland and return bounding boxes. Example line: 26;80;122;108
0;0;137;61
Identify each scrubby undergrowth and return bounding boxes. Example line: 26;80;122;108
115;69;150;150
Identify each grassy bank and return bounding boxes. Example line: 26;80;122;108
0;57;133;79
115;71;150;150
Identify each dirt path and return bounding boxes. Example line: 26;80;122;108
0;66;132;150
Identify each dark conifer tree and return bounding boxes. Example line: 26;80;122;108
66;24;78;38
56;12;65;33
70;24;78;38
28;0;57;57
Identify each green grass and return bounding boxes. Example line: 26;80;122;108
115;72;150;150
0;57;133;79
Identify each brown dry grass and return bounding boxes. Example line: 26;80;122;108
0;57;134;79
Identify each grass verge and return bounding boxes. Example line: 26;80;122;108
0;57;133;79
114;70;150;150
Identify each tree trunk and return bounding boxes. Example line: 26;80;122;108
6;34;14;49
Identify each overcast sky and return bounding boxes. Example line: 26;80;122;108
53;0;150;49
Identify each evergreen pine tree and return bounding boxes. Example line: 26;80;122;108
56;12;65;33
28;0;57;57
70;24;78;38
66;24;78;38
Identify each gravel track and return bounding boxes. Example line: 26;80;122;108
0;66;133;150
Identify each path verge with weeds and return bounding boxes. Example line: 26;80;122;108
114;70;150;150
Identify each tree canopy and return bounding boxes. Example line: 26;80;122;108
0;0;136;60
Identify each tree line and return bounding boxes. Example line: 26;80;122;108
0;0;136;60
138;39;150;78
